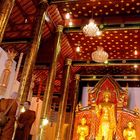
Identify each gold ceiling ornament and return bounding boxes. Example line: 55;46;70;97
83;19;101;36
91;46;108;63
7;49;17;60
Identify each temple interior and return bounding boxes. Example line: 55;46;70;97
0;0;140;140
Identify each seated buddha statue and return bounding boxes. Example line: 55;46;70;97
123;122;136;140
77;117;89;140
95;90;116;140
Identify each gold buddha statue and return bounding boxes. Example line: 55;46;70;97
123;122;136;140
77;117;89;140
95;89;116;140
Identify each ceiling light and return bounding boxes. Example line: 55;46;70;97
124;76;127;79
134;64;138;68
83;19;101;36
76;44;80;52
41;118;49;127
24;18;28;23
69;21;73;26
91;46;108;63
104;60;108;64
76;46;80;52
134;50;138;55
93;76;96;79
96;30;102;36
65;13;70;19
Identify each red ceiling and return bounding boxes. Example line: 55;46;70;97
66;29;140;60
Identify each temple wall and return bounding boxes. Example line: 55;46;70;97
82;87;89;107
128;87;140;109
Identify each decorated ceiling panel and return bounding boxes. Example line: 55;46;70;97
66;29;140;60
57;0;140;19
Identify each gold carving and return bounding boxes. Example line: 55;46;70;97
75;102;82;112
66;58;72;66
7;50;17;60
75;74;80;81
57;25;63;32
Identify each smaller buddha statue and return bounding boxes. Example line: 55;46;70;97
123;122;136;140
77;117;89;140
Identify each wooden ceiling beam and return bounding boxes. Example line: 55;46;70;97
31;0;39;8
50;0;78;4
64;15;140;30
81;77;140;82
72;60;140;66
2;38;32;43
8;19;19;31
1;40;29;45
5;29;32;33
7;22;31;26
64;23;140;33
7;19;30;38
15;1;31;22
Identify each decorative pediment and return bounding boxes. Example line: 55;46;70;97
88;75;128;107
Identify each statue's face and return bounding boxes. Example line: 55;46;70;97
104;95;109;102
127;122;133;128
81;118;86;125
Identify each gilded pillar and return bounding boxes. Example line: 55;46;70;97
68;74;80;140
0;0;15;43
39;25;63;140
27;74;36;101
18;0;47;103
55;58;72;140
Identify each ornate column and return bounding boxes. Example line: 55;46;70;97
55;58;72;140
39;25;63;140
0;50;16;95
0;0;15;43
68;74;80;140
18;0;47;103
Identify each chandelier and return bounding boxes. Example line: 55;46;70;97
83;19;101;36
91;46;108;63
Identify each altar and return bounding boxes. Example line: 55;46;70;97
73;76;140;140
